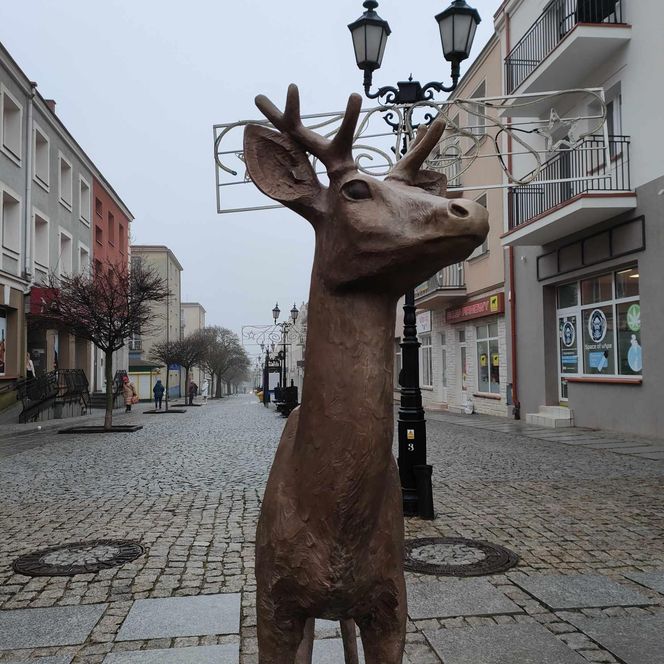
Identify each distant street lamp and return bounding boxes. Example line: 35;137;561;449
347;0;481;519
272;302;299;390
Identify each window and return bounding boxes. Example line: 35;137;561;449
94;259;102;275
58;230;73;277
419;333;433;388
476;323;500;394
458;329;466;343
468;81;486;137
108;211;115;244
460;346;468;391
468;194;488;258
1;187;21;254
95;197;103;217
79;176;91;224
95;225;103;245
556;268;641;397
1;86;22;163
79;244;90;273
119;223;126;253
58;153;73;210
33;124;50;188
33;210;49;269
441;113;462;187
394;338;402;388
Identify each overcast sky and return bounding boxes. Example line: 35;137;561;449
2;0;499;357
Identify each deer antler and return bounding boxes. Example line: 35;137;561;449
387;115;447;183
255;84;362;175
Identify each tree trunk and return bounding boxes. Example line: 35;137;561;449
215;373;222;398
165;369;170;411
184;365;190;405
104;349;114;431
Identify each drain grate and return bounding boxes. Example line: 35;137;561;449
13;540;145;577
404;537;518;577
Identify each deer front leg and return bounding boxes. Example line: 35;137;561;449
257;600;308;664
356;580;407;664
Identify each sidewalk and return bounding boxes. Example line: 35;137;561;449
0;395;662;663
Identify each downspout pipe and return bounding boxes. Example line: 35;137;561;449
24;82;37;284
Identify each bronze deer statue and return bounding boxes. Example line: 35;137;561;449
243;84;489;664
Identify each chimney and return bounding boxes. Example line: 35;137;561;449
45;99;56;113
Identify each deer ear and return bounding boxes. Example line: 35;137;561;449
411;169;448;197
243;124;322;211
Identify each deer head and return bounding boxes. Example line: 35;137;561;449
244;84;489;294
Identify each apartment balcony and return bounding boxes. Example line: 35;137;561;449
503;135;636;246
415;263;466;310
505;0;630;113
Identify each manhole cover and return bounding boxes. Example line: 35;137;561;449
404;537;518;577
13;540;145;577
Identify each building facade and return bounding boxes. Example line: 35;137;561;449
0;41;132;391
497;0;662;434
129;245;182;399
401;34;511;417
181;301;207;392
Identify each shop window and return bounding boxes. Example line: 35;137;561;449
34;211;49;269
419;333;432;388
556;267;640;393
460;346;468;391
79;176;91;224
1;188;21;254
58;153;73;210
1;86;22;163
33;125;50;188
476;323;500;394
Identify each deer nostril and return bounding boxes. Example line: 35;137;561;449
449;202;470;218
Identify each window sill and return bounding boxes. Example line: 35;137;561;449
420;386;434;391
80;216;90;227
473;391;501;400
34;176;50;193
566;376;642;385
467;250;490;263
1;145;21;166
59;198;72;212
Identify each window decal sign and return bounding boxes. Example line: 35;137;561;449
588;309;607;343
626;304;640;332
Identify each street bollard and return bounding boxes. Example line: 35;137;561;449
413;464;434;520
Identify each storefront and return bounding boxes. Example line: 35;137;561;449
0;283;26;383
414;292;510;417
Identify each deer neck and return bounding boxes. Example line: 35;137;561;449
295;267;398;477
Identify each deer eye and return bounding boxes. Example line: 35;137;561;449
342;180;372;201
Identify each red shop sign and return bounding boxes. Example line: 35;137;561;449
446;293;505;324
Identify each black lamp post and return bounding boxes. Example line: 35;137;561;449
272;302;299;390
348;0;481;519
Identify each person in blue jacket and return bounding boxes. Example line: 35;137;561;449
153;379;165;410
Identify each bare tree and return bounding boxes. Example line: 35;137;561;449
45;260;170;429
178;331;210;401
199;327;249;398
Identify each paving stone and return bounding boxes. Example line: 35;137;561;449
313;638;365;663
567;615;664;664
623;571;664;594
424;623;586;663
103;644;239;663
0;603;107;649
116;594;240;641
407;579;521;619
511;574;656;610
3;658;74;664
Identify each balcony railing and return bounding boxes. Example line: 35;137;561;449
506;0;625;93
415;263;465;300
129;339;143;351
508;134;630;230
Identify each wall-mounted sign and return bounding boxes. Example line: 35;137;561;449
416;311;432;334
446;293;505;324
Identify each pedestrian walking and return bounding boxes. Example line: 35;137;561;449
201;379;209;405
122;375;138;412
188;380;198;406
153;379;165;410
26;352;35;380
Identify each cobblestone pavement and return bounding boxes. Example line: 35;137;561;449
0;395;663;663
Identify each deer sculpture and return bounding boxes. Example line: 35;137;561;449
243;85;489;664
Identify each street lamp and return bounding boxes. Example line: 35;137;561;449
272;302;299;391
347;0;481;519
